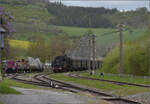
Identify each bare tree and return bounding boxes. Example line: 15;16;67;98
49;34;71;59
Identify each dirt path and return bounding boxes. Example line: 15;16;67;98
0;87;109;104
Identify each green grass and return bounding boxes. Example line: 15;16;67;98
0;78;44;94
49;73;150;96
0;101;4;104
58;26;146;46
0;79;21;94
80;72;150;85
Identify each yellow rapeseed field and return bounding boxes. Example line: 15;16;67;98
9;40;30;49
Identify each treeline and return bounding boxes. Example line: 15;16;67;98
46;2;150;28
46;2;117;28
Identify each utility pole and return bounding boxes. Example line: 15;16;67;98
149;26;150;79
91;34;96;75
119;24;124;77
149;42;150;78
100;24;130;77
88;36;92;74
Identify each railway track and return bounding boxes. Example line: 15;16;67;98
9;73;78;93
42;73;141;104
33;73;79;93
69;73;150;88
9;73;50;87
7;73;141;104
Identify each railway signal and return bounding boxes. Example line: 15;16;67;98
0;24;6;80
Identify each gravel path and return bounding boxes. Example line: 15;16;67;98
0;87;109;104
125;92;150;104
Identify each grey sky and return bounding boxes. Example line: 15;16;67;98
49;0;150;11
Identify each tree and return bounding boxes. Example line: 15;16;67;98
28;33;50;62
49;34;71;59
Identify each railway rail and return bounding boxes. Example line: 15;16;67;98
69;73;150;88
42;73;141;104
8;73;78;93
7;73;141;104
33;73;79;93
7;73;50;87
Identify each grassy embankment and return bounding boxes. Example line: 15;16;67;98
49;73;150;96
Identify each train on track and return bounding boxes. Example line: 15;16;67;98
3;57;44;73
51;55;103;73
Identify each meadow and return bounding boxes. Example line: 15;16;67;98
58;26;146;46
12;23;146;47
8;24;146;58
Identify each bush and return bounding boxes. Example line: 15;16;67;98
101;35;149;76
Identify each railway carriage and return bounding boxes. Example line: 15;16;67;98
4;57;44;73
52;55;103;73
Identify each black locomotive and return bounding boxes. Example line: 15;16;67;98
51;55;102;73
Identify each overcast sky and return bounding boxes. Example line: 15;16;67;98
49;0;150;11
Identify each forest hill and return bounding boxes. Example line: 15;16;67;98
46;2;150;28
0;0;149;28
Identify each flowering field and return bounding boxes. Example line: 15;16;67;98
9;40;30;49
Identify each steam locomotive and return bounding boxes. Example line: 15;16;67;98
51;55;102;73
